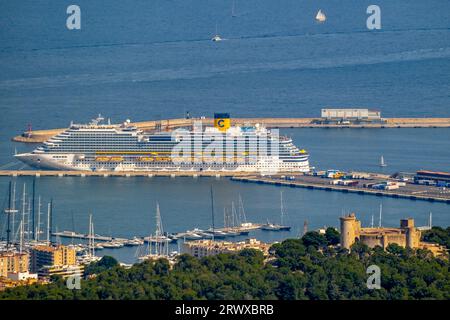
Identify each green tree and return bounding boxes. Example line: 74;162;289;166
84;256;119;276
325;227;340;246
301;231;327;248
1;235;449;301
422;226;450;249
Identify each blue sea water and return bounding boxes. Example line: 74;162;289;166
0;1;449;262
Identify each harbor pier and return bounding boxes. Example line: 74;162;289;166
12;117;450;143
1;170;449;203
0;170;254;178
231;175;450;204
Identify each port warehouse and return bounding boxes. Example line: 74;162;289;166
414;170;450;186
316;108;385;124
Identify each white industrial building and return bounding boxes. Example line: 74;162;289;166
320;108;383;123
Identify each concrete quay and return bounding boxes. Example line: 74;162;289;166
12;117;450;143
231;175;450;204
2;170;449;204
0;170;254;178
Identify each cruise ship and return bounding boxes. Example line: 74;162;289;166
15;114;310;173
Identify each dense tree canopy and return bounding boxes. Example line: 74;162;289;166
84;256;119;276
422;227;450;249
325;227;340;246
1;231;448;300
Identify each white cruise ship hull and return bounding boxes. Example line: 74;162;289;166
14;116;310;173
15;152;309;173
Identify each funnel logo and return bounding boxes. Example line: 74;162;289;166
214;113;231;132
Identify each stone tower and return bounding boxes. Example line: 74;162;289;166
400;218;420;248
340;213;361;250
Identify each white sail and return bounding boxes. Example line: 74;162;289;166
380;155;387;167
315;9;326;22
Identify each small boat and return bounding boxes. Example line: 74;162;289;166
183;233;203;240
102;241;124;248
261;223;279;231
212;23;223;42
172;230;204;240
204;229;228;239
238;222;262;231
124;237;144;246
261;223;291;231
223;230;240;237
143;235;175;243
262;191;291;231
315;9;326;22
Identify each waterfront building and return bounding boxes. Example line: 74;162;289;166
0;275;39;291
319;108;384;124
183;238;272;258
37;265;84;279
414;170;450;186
0;251;29;278
339;213;447;257
30;245;77;274
6;271;38;281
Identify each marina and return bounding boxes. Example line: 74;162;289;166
0;179;297;263
1;171;449;264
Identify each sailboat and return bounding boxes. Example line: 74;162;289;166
231;0;237;18
143;203;174;244
211;23;223;42
262;191;291;231
78;214;101;264
4;181;18;250
139;203;171;261
315;9;326;22
380;155;387;167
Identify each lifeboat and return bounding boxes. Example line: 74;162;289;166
139;157;154;162
95;157;111;162
110;156;124;162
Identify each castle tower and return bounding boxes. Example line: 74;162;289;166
401;218;419;248
340;213;360;250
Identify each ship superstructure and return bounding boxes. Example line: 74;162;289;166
15;115;310;173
